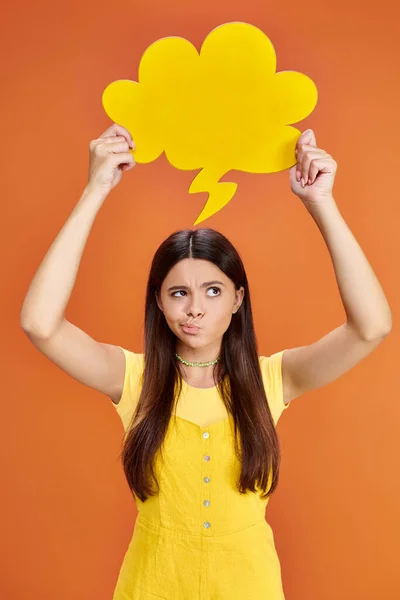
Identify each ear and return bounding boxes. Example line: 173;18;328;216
155;291;163;312
234;286;245;312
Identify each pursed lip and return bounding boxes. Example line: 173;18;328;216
181;323;200;331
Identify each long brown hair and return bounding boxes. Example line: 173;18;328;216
121;228;281;502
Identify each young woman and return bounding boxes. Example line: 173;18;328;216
20;123;392;599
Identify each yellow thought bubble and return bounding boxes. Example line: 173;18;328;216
102;22;318;225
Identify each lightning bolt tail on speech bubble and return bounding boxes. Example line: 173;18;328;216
189;167;238;226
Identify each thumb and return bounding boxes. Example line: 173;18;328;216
298;128;317;148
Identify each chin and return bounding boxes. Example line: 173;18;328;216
176;331;202;345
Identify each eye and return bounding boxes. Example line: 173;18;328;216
171;287;221;297
207;286;221;296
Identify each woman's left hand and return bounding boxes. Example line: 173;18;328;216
290;129;338;207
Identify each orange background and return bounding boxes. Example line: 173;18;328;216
2;1;399;599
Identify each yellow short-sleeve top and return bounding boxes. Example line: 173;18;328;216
112;349;289;431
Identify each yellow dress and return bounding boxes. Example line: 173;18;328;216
112;348;290;600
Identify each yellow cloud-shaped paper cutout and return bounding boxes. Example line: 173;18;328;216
102;22;318;225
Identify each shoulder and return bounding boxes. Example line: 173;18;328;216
111;348;144;431
259;351;290;425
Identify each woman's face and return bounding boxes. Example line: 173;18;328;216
156;258;244;353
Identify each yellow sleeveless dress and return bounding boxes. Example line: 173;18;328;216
112;348;290;600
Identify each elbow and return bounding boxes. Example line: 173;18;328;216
362;325;392;342
20;316;51;339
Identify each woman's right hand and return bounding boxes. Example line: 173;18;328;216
87;123;136;195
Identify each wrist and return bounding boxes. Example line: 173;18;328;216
82;183;109;203
306;197;342;233
305;195;338;216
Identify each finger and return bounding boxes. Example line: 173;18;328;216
296;129;317;155
99;123;135;149
296;144;326;156
307;158;333;185
93;137;133;158
103;140;132;154
295;146;326;181
92;135;129;148
299;151;326;184
91;135;136;155
295;144;327;166
121;159;135;171
110;151;135;167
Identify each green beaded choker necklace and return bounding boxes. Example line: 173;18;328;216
175;353;221;367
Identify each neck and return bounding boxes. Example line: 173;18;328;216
175;342;221;366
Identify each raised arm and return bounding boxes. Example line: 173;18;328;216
20;123;135;403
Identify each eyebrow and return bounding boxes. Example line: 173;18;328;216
167;280;226;292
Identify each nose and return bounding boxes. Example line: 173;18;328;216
188;307;204;318
187;295;204;318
